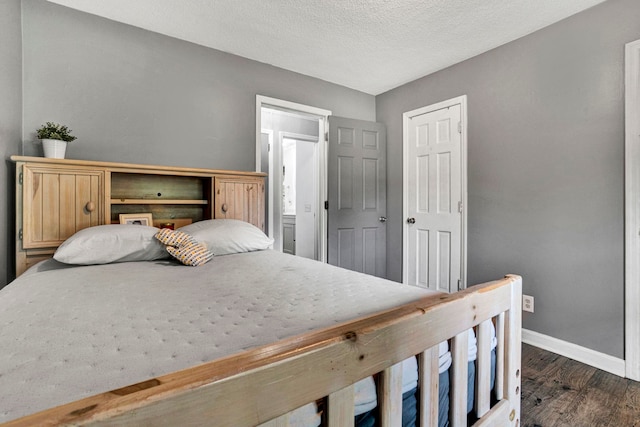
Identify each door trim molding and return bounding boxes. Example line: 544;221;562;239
256;95;331;263
625;39;640;381
402;95;468;289
261;129;274;239
255;95;332;172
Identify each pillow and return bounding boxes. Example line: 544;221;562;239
166;241;213;266
155;228;197;247
178;219;273;255
154;228;213;267
54;224;170;265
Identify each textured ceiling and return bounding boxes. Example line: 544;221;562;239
47;0;606;95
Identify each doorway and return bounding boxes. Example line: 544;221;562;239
402;95;468;292
256;96;331;262
281;136;319;260
256;96;388;278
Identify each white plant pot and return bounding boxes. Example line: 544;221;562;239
42;139;67;159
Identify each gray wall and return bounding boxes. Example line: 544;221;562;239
0;0;23;288
377;0;640;358
21;0;374;171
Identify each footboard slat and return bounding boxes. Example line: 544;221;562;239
378;362;403;427
450;331;469;427
475;320;492;417
495;312;506;400
418;346;440;427
504;276;523;427
327;385;354;426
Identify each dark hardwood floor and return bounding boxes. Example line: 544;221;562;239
521;343;640;427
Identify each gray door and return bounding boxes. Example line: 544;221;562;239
328;116;386;278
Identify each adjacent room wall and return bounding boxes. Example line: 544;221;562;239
295;140;318;260
0;0;23;288
377;0;640;358
21;0;374;171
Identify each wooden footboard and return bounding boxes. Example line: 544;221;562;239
4;275;521;427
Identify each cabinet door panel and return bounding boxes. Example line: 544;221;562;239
214;177;264;231
23;166;104;249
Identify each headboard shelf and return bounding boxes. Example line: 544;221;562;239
11;156;265;277
110;199;209;205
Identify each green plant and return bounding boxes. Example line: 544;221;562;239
36;122;77;142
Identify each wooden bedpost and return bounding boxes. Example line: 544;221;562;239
505;274;522;426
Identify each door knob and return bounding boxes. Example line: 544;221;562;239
379;216;387;223
407;217;416;224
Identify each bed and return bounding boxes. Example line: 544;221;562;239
4;157;522;426
0;220;520;426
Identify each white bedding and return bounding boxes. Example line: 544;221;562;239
0;250;438;423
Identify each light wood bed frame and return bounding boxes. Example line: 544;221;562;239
4;275;521;427
8;157;521;426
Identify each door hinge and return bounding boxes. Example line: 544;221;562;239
458;121;462;134
324;201;329;210
458;279;461;290
19;172;23;185
325;132;329;143
458;201;463;213
18;229;23;240
268;143;271;152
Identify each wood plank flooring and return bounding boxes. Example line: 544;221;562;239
521;343;640;427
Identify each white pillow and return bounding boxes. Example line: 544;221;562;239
54;224;170;265
178;219;273;255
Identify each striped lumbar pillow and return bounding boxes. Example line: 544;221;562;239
165;241;213;266
155;228;212;266
155;228;197;247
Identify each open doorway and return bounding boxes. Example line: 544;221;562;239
281;136;318;259
256;96;331;262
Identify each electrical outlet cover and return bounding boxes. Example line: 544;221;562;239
523;295;534;313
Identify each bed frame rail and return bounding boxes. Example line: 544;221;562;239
4;275;521;427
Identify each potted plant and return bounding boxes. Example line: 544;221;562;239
36;122;77;159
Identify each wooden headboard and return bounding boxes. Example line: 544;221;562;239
11;156;266;276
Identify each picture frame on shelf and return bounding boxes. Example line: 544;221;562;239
119;213;153;226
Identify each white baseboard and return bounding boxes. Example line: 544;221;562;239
522;329;626;377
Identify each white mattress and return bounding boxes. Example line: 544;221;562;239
0;250;438;423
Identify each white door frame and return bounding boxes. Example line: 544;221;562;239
261;129;274;237
625;39;640;381
256;95;331;262
402;95;468;288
